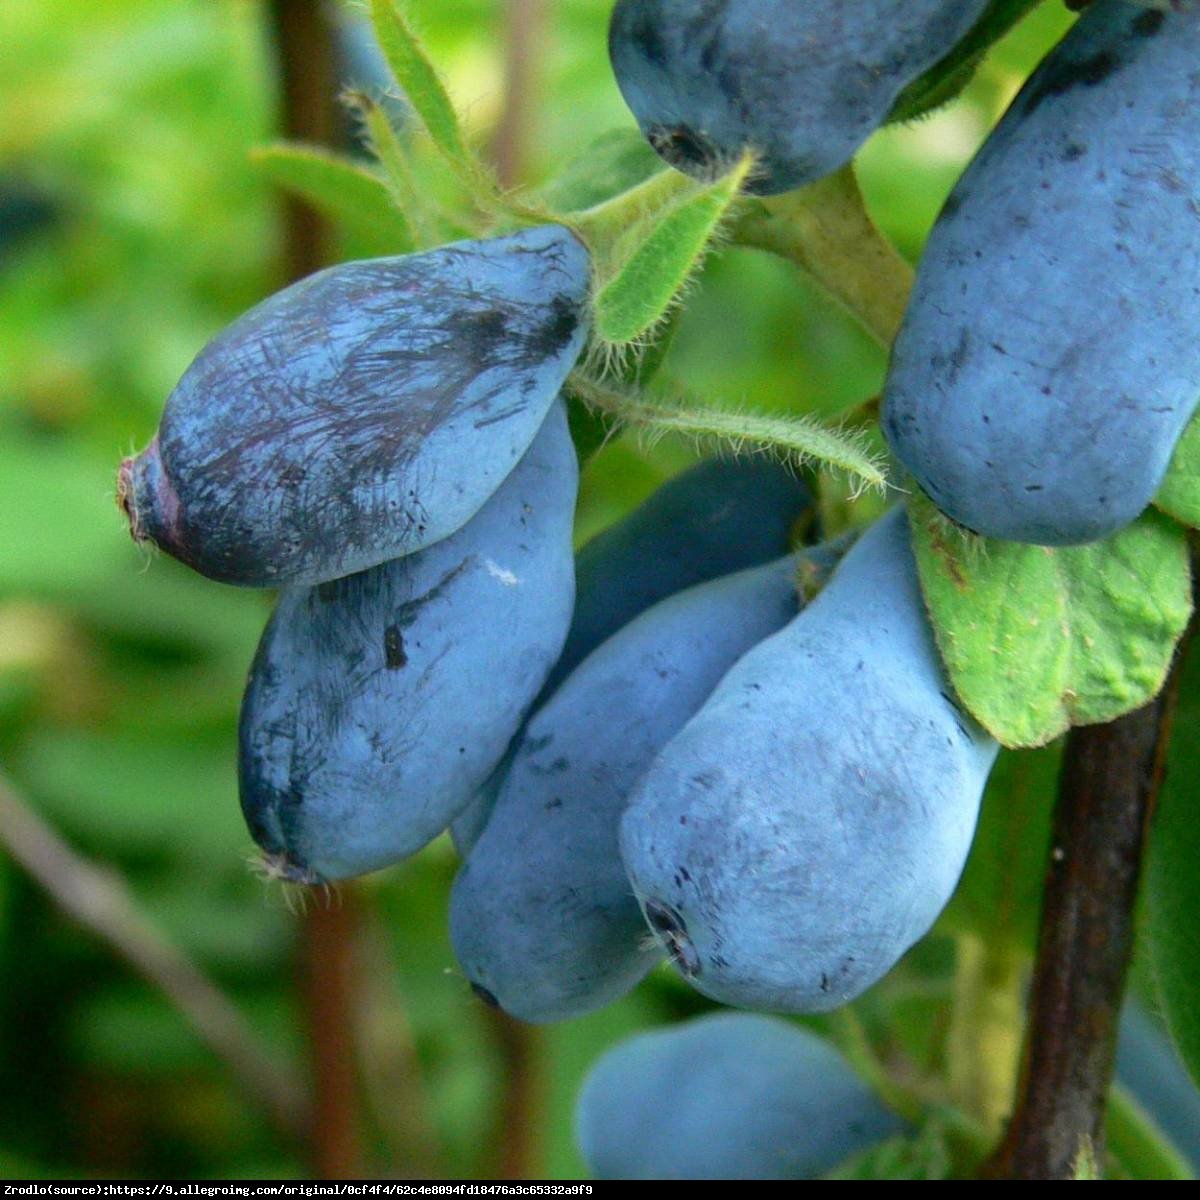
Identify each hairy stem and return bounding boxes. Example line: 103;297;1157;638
0;773;308;1140
985;594;1197;1179
572;376;887;490
735;165;914;348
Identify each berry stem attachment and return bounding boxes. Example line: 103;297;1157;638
571;166;700;246
735;165;913;348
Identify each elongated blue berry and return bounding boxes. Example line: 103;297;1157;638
120;226;590;586
609;0;987;194
621;507;999;1013
239;400;577;882
884;2;1200;544
576;1013;903;1179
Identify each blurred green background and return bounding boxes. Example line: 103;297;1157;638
0;0;1101;1180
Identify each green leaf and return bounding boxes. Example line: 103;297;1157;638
1105;1085;1195;1181
1147;637;1200;1093
367;0;475;177
909;495;1193;748
888;0;1046;125
592;156;752;347
539;128;664;214
1154;408;1200;529
351;92;437;248
251;143;413;253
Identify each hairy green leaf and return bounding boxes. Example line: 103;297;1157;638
572;379;887;490
351;92;440;248
251;143;412;253
368;0;474;175
592;157;751;346
910;495;1193;747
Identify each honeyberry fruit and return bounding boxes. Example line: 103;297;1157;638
120;226;590;586
449;455;814;855
576;1013;902;1179
621;506;999;1013
608;0;988;194
239;399;577;883
450;553;807;1023
883;1;1200;545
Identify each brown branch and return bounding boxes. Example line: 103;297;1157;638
484;1009;542;1180
0;772;309;1141
490;0;549;189
269;0;337;279
268;1;368;1179
986;586;1198;1179
473;3;553;1179
298;889;367;1178
357;915;447;1178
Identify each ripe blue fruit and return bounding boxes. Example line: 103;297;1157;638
575;1013;903;1179
448;455;814;855
449;554;807;1023
883;2;1200;545
238;400;577;883
555;456;813;693
620;506;999;1013
119;225;590;587
608;0;987;194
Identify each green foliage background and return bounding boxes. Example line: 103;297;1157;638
1;0;1194;1180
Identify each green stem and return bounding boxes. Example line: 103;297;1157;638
946;933;1025;1137
571;166;698;246
735;165;913;348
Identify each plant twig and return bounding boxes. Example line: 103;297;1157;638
491;0;548;189
0;772;308;1141
484;1010;542;1180
735;165;914;348
299;889;367;1178
357;915;447;1178
269;0;369;1179
984;589;1198;1179
269;0;338;278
